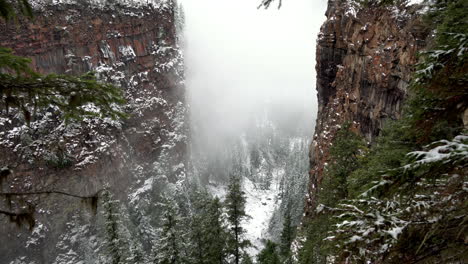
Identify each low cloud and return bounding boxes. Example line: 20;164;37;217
182;0;327;150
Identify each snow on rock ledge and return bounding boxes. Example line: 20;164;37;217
0;2;186;263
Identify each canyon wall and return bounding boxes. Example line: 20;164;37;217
0;1;186;263
306;0;428;215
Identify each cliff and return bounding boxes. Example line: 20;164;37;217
306;0;428;216
0;1;186;263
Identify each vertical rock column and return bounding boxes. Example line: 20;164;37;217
306;1;427;216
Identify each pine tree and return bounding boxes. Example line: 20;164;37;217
299;124;365;263
127;240;146;264
0;0;124;127
187;191;210;264
153;197;188;264
257;240;281;264
279;213;295;262
186;191;228;264
225;175;251;264
101;189;129;264
203;197;228;264
318;123;365;206
0;47;127;124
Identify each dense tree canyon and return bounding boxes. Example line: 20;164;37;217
0;0;466;263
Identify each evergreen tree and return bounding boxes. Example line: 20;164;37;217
299;124;365;263
187;191;210;264
318;123;365;206
203;197;228;264
225;175;251;264
279;212;295;262
0;0;125;125
101;189;129;264
0;47;127;124
322;2;468;260
257;240;280;264
259;0;282;9
0;1;126;133
127;240;146;264
186;191;228;264
153;197;188;264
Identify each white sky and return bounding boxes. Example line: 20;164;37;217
182;0;327;147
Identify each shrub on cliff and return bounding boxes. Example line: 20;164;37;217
319;123;366;204
347;120;416;197
408;0;467;143
327;134;467;262
298;125;366;263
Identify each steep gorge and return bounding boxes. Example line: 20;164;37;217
0;0;465;263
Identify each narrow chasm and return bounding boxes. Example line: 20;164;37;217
1;0;467;263
183;0;325;258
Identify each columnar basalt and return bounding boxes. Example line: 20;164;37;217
306;1;428;215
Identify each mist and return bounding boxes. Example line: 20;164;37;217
182;0;327;155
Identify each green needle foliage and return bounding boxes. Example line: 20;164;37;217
279;212;295;263
407;0;468;143
153;197;189;264
225;175;252;264
203;197;228;263
257;240;281;264
299;0;467;262
101;189;129;264
0;1;127;125
319;123;366;205
0;48;127;125
298;125;365;263
0;0;33;21
186;191;228;264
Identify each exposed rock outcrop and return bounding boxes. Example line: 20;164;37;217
0;2;186;262
306;1;428;215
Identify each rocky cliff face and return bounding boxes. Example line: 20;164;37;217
0;1;186;263
306;0;428;215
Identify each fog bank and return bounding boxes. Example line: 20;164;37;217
182;0;327;152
